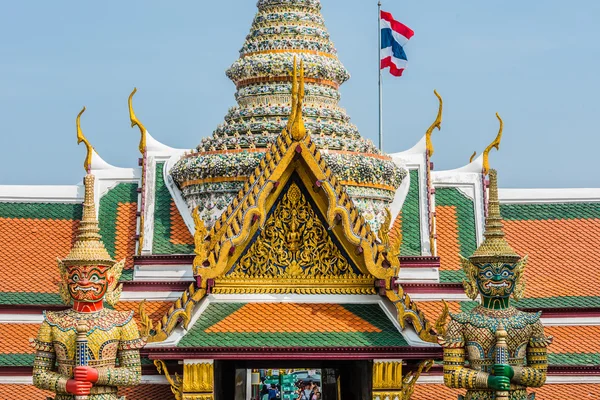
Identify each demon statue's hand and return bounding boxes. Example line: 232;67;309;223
66;379;93;395
488;375;511;391
74;366;99;383
492;364;514;380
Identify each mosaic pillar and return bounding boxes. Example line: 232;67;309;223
182;359;214;400
372;359;403;400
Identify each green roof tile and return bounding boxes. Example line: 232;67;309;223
152;162;194;254
0;292;62;306
501;202;600;221
436;187;477;260
98;182;138;259
0;353;35;367
401;169;422;256
0;202;82;220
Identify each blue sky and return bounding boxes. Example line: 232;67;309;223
1;1;598;187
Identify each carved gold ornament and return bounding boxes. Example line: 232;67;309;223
155;360;183;400
232;183;359;279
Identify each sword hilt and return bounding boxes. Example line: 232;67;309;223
74;323;90;400
495;322;509;400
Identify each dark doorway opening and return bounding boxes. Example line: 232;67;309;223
214;360;373;400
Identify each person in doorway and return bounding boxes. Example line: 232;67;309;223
300;382;312;400
260;384;269;400
268;383;279;400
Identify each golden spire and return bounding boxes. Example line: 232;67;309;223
76;107;93;173
482;113;503;176
287;56;307;141
61;174;115;267
129;87;147;154
425;90;443;157
469;169;520;263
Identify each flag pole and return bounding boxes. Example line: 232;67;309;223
378;1;383;151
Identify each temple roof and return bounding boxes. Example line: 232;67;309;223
177;302;409;348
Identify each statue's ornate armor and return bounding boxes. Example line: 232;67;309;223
439;170;552;400
31;171;144;399
33;309;143;400
441;306;551;400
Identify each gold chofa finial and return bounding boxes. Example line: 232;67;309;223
192;206;208;273
470;151;477;163
425;90;443;157
287;56;307;141
482;113;503;176
129;88;147;154
76;107;93;173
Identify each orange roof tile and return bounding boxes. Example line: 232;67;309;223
115;202;138;269
0;323;40;355
545;325;600;354
0;384;175;399
436;205;461;271
412;383;600;400
169;201;194;245
389;211;402;244
414;301;462;323
0;218;77;294
504;219;600;298
205;303;381;333
115;300;175;328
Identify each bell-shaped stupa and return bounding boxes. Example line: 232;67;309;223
170;0;406;231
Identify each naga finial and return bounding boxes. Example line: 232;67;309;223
482;113;503;176
192;206;208;273
129;87;147;154
286;56;307;141
76;106;93;173
425;90;443;157
470;151;477;163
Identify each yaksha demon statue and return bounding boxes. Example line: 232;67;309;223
32;174;144;399
439;170;552;400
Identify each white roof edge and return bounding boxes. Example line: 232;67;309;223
499;188;600;204
146;130;186;154
434;153;484;175
390;135;426;156
0;185;82;203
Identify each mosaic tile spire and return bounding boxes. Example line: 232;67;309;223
170;0;406;231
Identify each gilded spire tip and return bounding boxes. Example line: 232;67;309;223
129;87;147;154
76;106;93;174
482;113;503;176
425;90;443;157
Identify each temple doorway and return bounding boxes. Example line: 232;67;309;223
214;360;373;400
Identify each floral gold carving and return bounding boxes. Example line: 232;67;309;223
183;362;214;393
232;183;360;279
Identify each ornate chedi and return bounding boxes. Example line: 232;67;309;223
170;0;405;232
439;170;552;400
31;113;144;399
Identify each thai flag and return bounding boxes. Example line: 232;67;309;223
380;11;414;77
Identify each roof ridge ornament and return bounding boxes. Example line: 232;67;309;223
76;106;93;173
129;87;147;154
425;90;443;157
482;112;503;176
286;56;307;141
